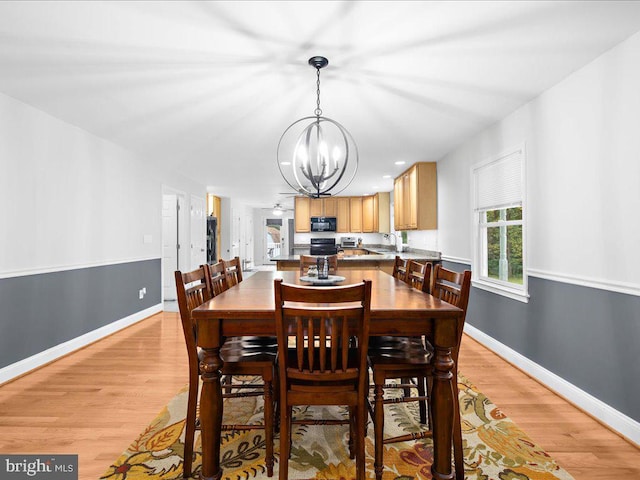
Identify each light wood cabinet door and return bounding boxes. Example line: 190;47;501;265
394;177;404;230
323;197;338;217
294;196;311;232
406;166;418;229
393;162;437;231
377;191;390;233
349;197;363;233
310;198;324;217
362;195;375;233
336;197;350;233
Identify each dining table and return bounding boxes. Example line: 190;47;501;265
192;268;464;480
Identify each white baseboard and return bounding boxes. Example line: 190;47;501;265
464;323;640;446
0;304;163;385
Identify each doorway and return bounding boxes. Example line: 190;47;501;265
162;189;187;301
263;217;285;265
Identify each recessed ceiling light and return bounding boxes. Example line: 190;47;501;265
382;175;391;179
372;185;379;189
280;161;291;166
394;161;406;165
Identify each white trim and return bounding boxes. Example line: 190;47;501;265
0;256;161;279
464;323;640;446
472;278;530;303
529;268;640;297
440;255;471;265
0;304;162;385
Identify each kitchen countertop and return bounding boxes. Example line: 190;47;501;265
271;248;441;263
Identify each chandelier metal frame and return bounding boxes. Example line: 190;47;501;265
277;56;359;198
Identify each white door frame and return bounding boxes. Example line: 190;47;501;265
162;186;188;301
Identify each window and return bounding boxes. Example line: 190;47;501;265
472;146;528;302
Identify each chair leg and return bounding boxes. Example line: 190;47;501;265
355;404;366;480
183;378;198;479
264;376;274;477
373;381;384;480
426;374;433;429
348;406;355;459
452;376;464;480
417;375;427;425
279;406;291;480
401;376;412;398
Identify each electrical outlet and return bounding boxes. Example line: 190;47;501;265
139;288;145;300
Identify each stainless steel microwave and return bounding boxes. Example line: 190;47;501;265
310;216;337;232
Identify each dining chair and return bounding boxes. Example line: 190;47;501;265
391;255;408;282
299;254;338;275
273;278;372;480
222;256;243;287
206;260;229;295
367;263;471;480
368;261;432;430
175;266;277;479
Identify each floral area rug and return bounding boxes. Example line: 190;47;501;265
101;373;574;480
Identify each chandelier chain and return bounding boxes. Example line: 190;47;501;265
314;67;322;117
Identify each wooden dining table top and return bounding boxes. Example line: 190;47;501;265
192;269;463;327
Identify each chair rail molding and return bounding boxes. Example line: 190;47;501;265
0;255;162;279
528;268;640;297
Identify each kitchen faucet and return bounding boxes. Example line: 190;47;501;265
383;233;401;252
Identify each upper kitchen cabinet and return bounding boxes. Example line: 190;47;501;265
309;198;324;217
294;196;311;232
349;197;363;233
294;193;390;233
335;197;350;233
394;162;437;231
362;192;390;233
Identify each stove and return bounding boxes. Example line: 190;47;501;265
310;238;338;256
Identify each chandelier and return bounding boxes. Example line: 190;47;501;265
277;56;358;198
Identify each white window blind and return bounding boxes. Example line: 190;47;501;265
474;149;523;211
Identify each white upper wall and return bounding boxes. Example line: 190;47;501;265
0;91;206;276
437;30;640;288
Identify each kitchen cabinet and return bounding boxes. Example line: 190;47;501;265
362;196;375;233
336;197;350;232
294;192;390;233
394;162;437;230
362;192;390;233
323;197;338;217
294;196;311;232
309;198;324;217
349;197;363;233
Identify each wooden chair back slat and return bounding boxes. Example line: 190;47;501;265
299;254;338;274
405;260;432;293
206;261;229;296
391;256;407;282
222;256;243;287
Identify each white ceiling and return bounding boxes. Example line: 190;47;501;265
2;1;640;209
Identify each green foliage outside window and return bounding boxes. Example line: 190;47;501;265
485;207;523;284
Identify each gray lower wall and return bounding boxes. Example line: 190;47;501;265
0;258;161;369
443;260;640;424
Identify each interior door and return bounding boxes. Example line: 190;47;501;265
190;196;206;269
162;194;178;300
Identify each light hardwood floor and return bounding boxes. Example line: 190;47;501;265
0;311;638;479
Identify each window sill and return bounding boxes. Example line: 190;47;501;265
472;278;529;303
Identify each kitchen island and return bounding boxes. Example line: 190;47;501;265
271;248;441;275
